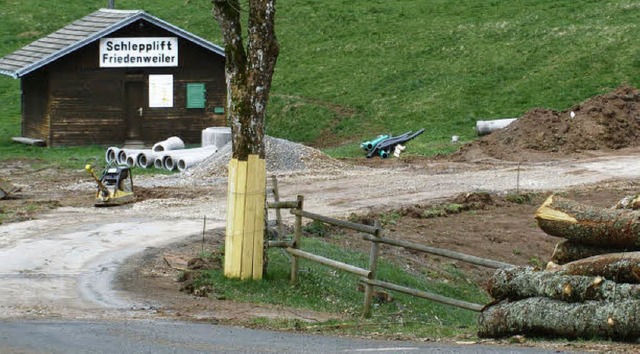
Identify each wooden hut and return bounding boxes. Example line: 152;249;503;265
0;8;226;147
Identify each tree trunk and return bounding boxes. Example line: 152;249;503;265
478;297;640;340
213;0;279;280
488;266;640;302
549;251;640;283
535;195;640;248
551;240;630;264
212;0;279;161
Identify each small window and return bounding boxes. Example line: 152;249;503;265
186;83;206;109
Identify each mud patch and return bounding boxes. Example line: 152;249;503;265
114;232;346;325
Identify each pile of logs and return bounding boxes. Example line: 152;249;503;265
478;195;640;340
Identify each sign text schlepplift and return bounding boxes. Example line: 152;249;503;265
99;37;178;67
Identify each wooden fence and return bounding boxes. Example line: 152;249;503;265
266;177;514;317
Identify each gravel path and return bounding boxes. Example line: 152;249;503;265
2;146;640;320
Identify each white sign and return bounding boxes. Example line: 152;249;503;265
149;75;173;108
99;37;178;67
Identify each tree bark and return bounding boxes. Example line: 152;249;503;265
535;195;640;248
212;0;279;160
478;297;640;340
614;195;640;210
488;266;640;302
551;240;631;264
549;251;640;283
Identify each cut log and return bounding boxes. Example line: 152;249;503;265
557;252;640;283
614;195;640;210
551;240;632;264
535;195;640;248
549;251;640;283
488;266;640;302
478;297;640;340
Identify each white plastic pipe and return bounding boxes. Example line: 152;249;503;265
105;147;120;164
152;136;185;152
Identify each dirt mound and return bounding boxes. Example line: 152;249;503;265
455;85;640;162
185;136;348;181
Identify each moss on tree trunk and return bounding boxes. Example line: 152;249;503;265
488;266;640;302
551;251;640;283
551;239;633;264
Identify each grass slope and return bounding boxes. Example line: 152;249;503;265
1;0;640;158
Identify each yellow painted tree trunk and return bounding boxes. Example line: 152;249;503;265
224;155;266;280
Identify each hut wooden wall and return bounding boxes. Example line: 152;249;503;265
21;70;49;140
22;20;226;147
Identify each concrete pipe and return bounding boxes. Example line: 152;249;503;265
155;146;218;170
163;155;177;171
177;148;219;172
105;147;120;164
125;151;147;167
152;136;185;152
476;118;517;136
137;151;160;169
154;156;165;169
201;127;231;149
117;148;146;165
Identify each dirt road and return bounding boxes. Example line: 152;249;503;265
1;150;640;320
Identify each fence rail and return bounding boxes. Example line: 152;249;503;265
361;234;514;270
266;188;513;317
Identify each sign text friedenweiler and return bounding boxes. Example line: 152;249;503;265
99;37;178;67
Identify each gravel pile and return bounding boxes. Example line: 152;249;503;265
183;136;349;183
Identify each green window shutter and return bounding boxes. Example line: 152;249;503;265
186;83;206;109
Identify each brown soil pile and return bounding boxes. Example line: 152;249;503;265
455;85;640;162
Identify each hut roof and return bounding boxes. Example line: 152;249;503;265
0;8;224;78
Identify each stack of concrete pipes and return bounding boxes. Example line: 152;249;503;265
104;136;219;172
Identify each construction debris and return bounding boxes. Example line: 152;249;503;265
105;136;218;172
360;129;425;158
0;178;20;199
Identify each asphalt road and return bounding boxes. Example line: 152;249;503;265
0;320;574;354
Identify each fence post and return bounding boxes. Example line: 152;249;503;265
290;195;304;284
270;175;284;239
363;220;382;318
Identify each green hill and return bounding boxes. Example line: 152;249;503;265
2;0;639;157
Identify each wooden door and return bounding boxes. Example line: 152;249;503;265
125;81;144;140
